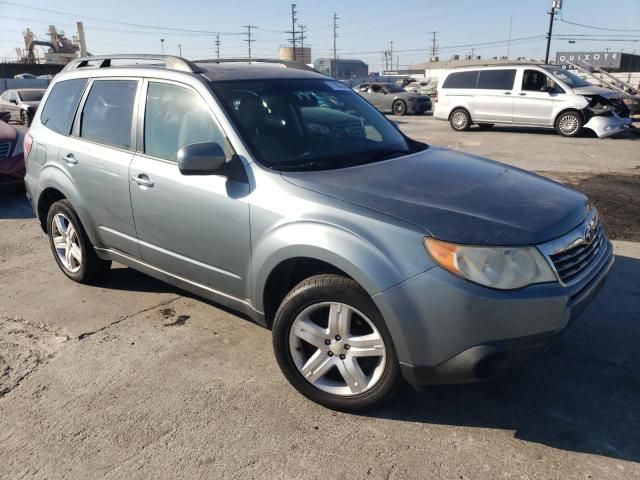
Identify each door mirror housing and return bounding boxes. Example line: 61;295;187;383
9;98;18;105
177;142;227;175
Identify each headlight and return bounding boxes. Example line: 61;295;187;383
13;131;25;156
424;238;556;290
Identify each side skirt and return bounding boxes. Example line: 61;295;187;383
95;247;267;327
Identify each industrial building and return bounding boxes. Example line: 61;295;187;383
313;58;368;80
279;47;311;65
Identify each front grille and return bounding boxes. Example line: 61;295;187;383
0;141;11;160
549;223;605;284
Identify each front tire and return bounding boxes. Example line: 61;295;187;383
555;110;583;137
46;200;111;283
449;108;471;131
272;275;401;411
392;100;407;116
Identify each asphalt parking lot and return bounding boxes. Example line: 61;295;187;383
1;118;639;479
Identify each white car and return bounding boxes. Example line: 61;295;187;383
433;64;632;138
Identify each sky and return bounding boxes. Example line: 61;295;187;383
2;0;640;71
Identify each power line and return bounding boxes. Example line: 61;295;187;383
243;25;257;60
559;17;640;33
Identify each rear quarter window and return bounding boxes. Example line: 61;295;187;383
477;69;517;90
442;71;479;89
40;78;88;135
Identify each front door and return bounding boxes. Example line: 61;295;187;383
129;80;250;299
512;69;562;126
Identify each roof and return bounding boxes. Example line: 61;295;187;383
415;59;545;70
196;61;327;82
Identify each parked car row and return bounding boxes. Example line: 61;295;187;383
433;63;633;138
0;120;25;188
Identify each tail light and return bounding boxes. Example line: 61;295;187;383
434;89;438;103
23;132;33;160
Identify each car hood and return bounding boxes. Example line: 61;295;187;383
572;85;621;99
282;147;588;246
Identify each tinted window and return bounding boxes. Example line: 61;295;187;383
40;79;88;135
442;71;479;89
144;82;226;162
80;80;137;149
477;69;516;90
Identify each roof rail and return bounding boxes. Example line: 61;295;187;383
62;54;206;74
193;58;318;73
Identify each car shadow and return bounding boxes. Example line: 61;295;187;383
367;254;640;463
0;189;35;219
473;124;639;140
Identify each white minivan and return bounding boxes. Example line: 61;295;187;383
433;64;632;138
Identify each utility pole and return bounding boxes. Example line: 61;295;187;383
506;14;513;59
288;3;298;61
332;12;339;78
243;25;257;60
160;38;165;55
178;44;182;57
389;41;394;71
215;33;220;59
545;0;562;64
428;31;438;60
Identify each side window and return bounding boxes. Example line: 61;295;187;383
370;85;383;93
442;71;479;89
477;69;516;90
80;80;137;149
144;82;226;162
522;70;546;91
40;78;88;135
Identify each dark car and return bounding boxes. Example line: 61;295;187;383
0;121;25;188
354;82;431;116
0;88;45;126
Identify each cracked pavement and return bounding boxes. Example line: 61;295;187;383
1;118;639;479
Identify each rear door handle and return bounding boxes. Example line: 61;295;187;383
131;174;154;188
63;153;78;165
518;93;527;96
503;91;512;95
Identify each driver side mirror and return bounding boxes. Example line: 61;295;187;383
9;98;18;105
542;84;557;94
177;142;227;175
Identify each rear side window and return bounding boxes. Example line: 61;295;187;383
442;71;479;89
40;79;88;135
477;69;517;90
144;82;226;162
80;80;137;149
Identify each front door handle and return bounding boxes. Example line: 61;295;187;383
503;91;512;95
131;174;154;188
63;153;78;165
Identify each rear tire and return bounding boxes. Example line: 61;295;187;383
392;100;407;116
46;199;111;284
555;110;583;137
449;108;471;131
272;274;401;411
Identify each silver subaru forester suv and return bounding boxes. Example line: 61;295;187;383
23;55;613;411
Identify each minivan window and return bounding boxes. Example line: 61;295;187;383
40;78;88;135
442;71;479;89
80;80;137;149
477;69;516;90
210;78;424;171
144;82;226;162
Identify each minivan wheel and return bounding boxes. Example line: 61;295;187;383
555;111;583;137
392;100;407;116
272;275;401;411
450;108;471;131
46;200;111;283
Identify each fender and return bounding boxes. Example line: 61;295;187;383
36;162;101;246
251;219;429;313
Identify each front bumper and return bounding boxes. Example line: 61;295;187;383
372;239;614;388
407;100;431;114
584;113;633;138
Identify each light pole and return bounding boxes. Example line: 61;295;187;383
160;38;165;55
178;44;182;56
545;0;562;64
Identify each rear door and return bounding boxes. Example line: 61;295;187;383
59;78;141;257
128;79;250;298
512;69;563;126
472;69;517;123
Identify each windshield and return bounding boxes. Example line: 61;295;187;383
18;90;44;101
210;78;425;171
543;67;591;88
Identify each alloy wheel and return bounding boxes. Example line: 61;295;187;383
558;114;579;136
289;302;387;396
451;111;468;129
51;213;83;273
